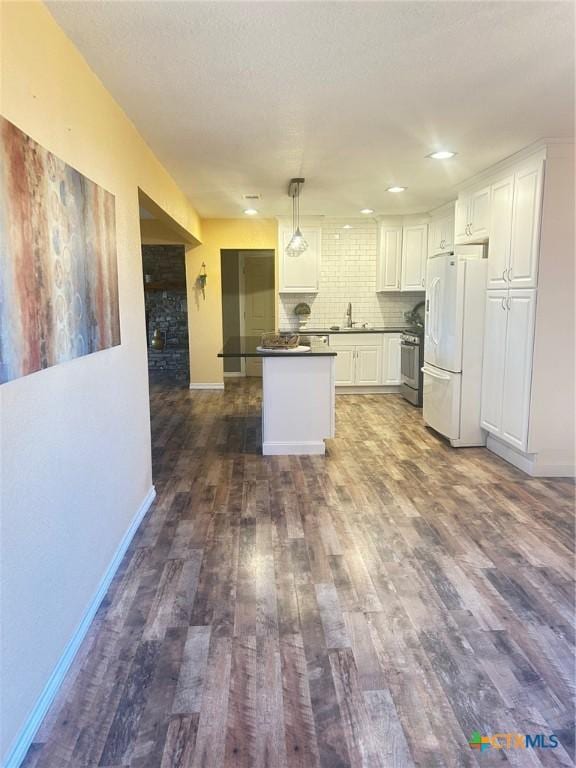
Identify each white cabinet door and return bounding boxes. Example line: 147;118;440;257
487;175;514;289
356;346;381;386
509;160;543;289
428;218;441;258
500;290;536;451
454;197;469;242
279;227;321;293
376;226;402;291
333;346;355;386
401;224;427;291
439;213;455;252
429;213;455;257
381;334;402;385
469;186;491;241
480;291;508;436
455;187;490;243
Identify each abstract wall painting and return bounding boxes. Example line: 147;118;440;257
0;116;120;384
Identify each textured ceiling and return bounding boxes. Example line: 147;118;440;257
46;1;574;219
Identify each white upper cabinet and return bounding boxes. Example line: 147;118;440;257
487;159;544;291
487;175;514;289
428;209;455;257
455;186;490;243
454;197;469;242
376;225;402;291
279;226;321;293
509;159;544;288
401;224;427;291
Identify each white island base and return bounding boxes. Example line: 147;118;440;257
262;355;335;455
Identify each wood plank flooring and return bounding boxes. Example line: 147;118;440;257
23;380;575;767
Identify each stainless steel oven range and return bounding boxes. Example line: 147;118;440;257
400;329;424;406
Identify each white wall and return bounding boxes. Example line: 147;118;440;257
0;2;200;763
279;219;423;330
528;143;575;467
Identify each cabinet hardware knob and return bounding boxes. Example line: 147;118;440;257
508;268;512;281
502;269;507;281
501;297;506;310
507;297;511;310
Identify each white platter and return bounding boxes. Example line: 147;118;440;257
256;345;311;353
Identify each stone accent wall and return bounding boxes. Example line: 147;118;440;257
142;245;189;381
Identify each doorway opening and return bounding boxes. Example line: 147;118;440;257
221;249;275;378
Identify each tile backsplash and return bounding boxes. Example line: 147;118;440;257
279;220;424;330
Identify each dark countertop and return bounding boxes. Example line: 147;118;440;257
280;326;415;335
218;336;336;357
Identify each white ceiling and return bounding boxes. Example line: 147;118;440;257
46;1;574;219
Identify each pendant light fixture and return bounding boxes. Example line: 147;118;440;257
286;178;308;257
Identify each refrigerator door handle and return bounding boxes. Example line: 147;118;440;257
421;365;451;381
429;277;441;345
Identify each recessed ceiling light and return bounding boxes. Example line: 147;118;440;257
343;224;352;229
243;208;258;215
360;208;374;214
387;186;406;193
428;150;456;160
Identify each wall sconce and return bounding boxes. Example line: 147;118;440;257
197;262;207;299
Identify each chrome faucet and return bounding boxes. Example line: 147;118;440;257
346;302;353;328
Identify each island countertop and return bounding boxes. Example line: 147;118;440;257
218;336;336;357
279;326;415;335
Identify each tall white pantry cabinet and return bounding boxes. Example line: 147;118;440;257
479;143;574;476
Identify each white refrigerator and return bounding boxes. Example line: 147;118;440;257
422;245;487;446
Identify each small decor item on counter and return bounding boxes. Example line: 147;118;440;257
197;262;208;299
151;329;165;350
294;302;311;330
260;333;300;350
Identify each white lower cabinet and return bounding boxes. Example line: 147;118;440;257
329;333;401;387
381;334;402;385
480;291;508;435
356;346;381;385
500;291;537;450
481;289;536;451
333;346;356;386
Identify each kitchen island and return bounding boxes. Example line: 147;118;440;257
218;336;336;455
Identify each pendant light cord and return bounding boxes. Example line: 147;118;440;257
296;182;300;231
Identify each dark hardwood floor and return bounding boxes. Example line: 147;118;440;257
23;379;575;767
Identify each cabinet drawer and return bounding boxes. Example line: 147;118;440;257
329;333;381;347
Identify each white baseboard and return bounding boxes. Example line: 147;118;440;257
3;486;157;768
263;440;326;455
223;372;245;378
487;436;575;477
335;385;401;394
189;382;225;390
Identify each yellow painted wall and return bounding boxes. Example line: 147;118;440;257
186;219;278;385
0;1;202;763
